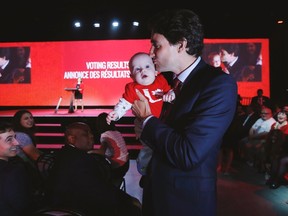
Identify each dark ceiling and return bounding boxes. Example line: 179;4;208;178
1;1;287;42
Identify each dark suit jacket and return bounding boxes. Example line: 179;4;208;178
140;59;238;216
46;145;139;216
250;95;272;109
226;57;245;81
0;61;15;83
239;112;259;139
0;158;34;216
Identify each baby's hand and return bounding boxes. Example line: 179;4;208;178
106;111;119;125
163;89;176;103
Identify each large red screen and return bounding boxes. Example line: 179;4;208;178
0;38;269;106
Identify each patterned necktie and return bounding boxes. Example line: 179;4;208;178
173;77;182;96
160;77;182;121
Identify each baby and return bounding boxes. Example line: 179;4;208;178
106;52;175;175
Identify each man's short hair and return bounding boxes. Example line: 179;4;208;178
64;122;90;143
0;121;13;134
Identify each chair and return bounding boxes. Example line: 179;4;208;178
32;151;56;205
36;151;56;180
119;177;126;192
32;207;86;216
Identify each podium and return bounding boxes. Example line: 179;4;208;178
64;87;77;113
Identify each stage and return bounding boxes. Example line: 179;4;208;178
0;107;134;118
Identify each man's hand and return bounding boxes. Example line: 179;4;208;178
132;89;152;121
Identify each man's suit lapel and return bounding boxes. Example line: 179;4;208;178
164;59;208;123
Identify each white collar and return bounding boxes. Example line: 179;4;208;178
176;56;201;83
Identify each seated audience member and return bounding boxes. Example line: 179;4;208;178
283;104;288;115
250;88;272;115
265;111;288;188
46;122;141;216
93;112;130;188
241;106;276;171
239;104;260;140
265;130;288;188
13;109;44;197
238;104;259;158
13;109;43;164
0;121;35;216
266;111;288;157
269;109;288;141
268;154;288;189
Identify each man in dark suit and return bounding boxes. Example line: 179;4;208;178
0;48;15;83
239;104;260;140
46;122;141;216
0;121;34;215
218;43;246;82
250;88;272;113
132;9;237;216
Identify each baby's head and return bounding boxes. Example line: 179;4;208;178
129;52;157;86
208;52;221;67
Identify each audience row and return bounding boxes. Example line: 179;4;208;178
0;110;141;216
1;88;288;215
218;90;288;190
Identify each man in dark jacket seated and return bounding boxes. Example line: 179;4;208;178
46;122;141;216
0;121;35;216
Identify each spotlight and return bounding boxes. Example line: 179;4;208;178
133;21;139;27
74;21;81;28
277;20;284;24
93;23;100;28
112;21;119;27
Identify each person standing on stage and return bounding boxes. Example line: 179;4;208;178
132;9;238;216
74;77;84;112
